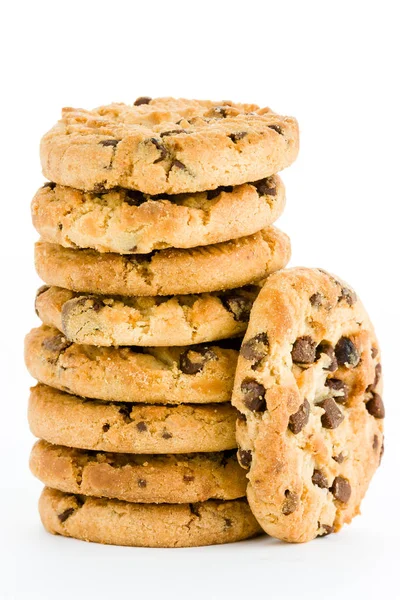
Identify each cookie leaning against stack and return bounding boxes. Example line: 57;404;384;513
26;96;298;547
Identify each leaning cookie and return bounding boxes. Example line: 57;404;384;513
32;176;285;253
30;441;247;503
40;97;298;195
25;326;239;404
29;385;238;454
34;226;290;296
35;285;258;347
232;268;384;543
39;488;262;548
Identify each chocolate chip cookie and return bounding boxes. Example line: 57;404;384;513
30;441;247;503
40;98;298;195
34;227;290;296
39;487;262;547
35;285;258;347
29;384;238;453
25;326;239;404
232;268;384;543
32;176;285;253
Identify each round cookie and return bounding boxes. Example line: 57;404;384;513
40;97;299;195
25;326;239;404
32;176;285;253
30;441;247;503
35;285;258;347
34;226;291;296
232;268;384;543
29;384;238;454
39;487;262;548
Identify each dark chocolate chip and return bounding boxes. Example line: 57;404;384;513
371;347;379;359
137;479;147;488
124;189;146;206
212;106;228;118
183;474;195;483
238;449;252;469
288;399;310;434
339;287;357;306
229;132;247;142
162;430;172;439
189;503;200;517
149;138;167;163
253;178;277;196
102;423;110;432
136;421;147;432
160;129;186;137
58;508;75;523
118;404;133;423
282;490;299;515
171;159;186;170
333;452;345;464
325;379;349;404
316;341;338;372
42;333;71;354
268;124;283;135
330;477;351;503
291;336;317;364
369;363;382;390
206;186;233;200
99;139;120;147
373;435;379;450
240;333;269;368
366;393;385;419
335;337;360;367
224;518;233;528
134;96;152;106
221;292;252;322
310;292;323;307
237;411;247;422
43;181;56;189
179;347;217;375
312;469;329;489
319;524;334;536
318;398;344;429
240;379;266;412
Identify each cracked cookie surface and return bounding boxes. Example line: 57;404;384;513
232;268;384;543
29;384;238;453
30;441;247;503
40;97;298;195
39;487;262;547
25;326;239;404
34;226;290;296
32;176;285;253
35;285;258;347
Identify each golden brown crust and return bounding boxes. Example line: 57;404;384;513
232;268;384;543
39;487;262;548
35;285;258;347
40;98;299;195
34;227;291;296
32;176;285;253
30;441;247;503
25;325;238;404
29;384;238;454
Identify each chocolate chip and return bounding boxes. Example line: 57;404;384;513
134;96;152;105
330;477;351;503
371;347;379;359
58;508;75;523
160;129;186;137
325;379;349;404
137;479;147;488
370;363;382;390
238;449;252;469
282;490;299;515
99;139;120;147
42;333;71;354
206;186;234;200
373;435;379;450
118;404;133;423
268;124;283;135
90;297;105;312
291;336;316;364
366;393;385;419
333;452;345;464
211;106;228;118
149;138;167;163
335;337;360;367
316;341;338;372
102;423;110;432
183;474;195;483
237;411;247;422
339;287;357;306
136;421;147;432
229;132;247;142
162;430;172;439
171;159;186;170
288;399;310;434
221;293;252;322
124;189;146;206
312;470;329;489
189;504;201;517
318;398;344;429
179;347;217;375
240;379;266;412
253;178;277;196
224;518;233;528
240;333;269;368
43;181;56;189
310;292;323;307
319;524;334;536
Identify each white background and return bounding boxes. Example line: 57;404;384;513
1;1;399;598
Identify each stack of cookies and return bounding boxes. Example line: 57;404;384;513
25;97;299;547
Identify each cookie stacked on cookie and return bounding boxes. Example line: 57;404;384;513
25;97;298;547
